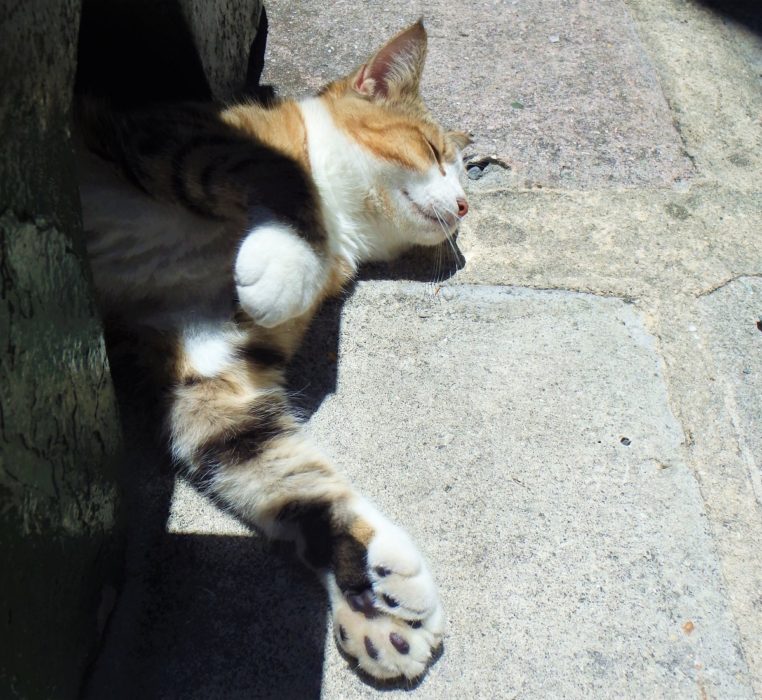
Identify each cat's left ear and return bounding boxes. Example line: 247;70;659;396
352;20;427;100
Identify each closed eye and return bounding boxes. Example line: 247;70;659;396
425;138;440;162
424;139;446;175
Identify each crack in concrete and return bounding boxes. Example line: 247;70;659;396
455;281;638;303
695;274;762;298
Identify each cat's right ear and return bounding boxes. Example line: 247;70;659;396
352;20;427;100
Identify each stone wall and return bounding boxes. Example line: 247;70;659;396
0;1;123;697
0;0;263;696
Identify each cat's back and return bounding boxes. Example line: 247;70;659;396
76;99;314;327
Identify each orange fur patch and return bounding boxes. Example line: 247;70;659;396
318;86;462;172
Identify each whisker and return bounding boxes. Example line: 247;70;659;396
431;205;460;280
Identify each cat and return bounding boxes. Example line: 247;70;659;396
77;20;469;682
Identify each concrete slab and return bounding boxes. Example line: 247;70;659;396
88;282;756;698
261;0;692;188
692;277;762;693
303;282;752;698
658;283;762;696
626;0;762;191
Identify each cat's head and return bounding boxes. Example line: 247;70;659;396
317;20;470;256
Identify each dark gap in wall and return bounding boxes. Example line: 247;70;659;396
75;0;212;107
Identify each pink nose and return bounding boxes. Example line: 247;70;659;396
457;198;469;218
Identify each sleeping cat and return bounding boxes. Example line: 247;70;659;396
77;20;469;682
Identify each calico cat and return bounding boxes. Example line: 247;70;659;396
77;21;469;681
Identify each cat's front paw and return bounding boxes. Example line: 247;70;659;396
234;224;326;328
329;499;445;681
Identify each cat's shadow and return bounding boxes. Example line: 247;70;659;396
82;382;328;699
288;240;465;418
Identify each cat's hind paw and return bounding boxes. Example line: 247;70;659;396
234;224;326;328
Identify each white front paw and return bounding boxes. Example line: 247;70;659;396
235;224;326;328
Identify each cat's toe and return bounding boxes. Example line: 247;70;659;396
236;275;305;328
353;498;444;624
236;260;324;327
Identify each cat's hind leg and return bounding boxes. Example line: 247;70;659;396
169;322;445;681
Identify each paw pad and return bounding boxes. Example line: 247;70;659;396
389;632;409;654
347;590;379;618
364;636;379;660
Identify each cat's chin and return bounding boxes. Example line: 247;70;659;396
405;214;456;249
411;224;453;248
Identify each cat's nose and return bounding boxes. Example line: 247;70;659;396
457;197;469;218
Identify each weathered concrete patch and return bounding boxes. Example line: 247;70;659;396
302;282;752;698
261;0;692;188
454;187;762;299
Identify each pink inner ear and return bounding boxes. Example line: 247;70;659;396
354;22;426;99
353;64;368;93
354;61;390;98
365;59;392;97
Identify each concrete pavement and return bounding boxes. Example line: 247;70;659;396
86;0;762;697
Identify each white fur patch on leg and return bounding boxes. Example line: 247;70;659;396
234;223;326;328
182;324;243;377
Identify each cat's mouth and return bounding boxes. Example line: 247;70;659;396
401;190;453;230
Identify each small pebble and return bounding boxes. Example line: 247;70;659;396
467;166;483;180
549;34;560;43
